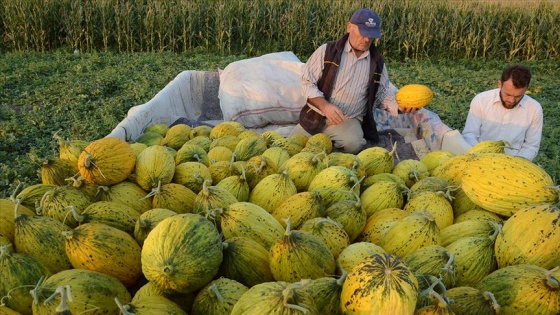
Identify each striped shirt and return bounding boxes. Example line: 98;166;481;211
301;40;399;118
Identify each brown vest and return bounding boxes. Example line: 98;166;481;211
318;33;384;142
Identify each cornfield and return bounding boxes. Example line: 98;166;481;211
1;0;559;60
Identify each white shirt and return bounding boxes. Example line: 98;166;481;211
301;40;399;118
462;88;543;161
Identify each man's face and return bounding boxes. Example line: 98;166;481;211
347;22;374;53
498;79;526;109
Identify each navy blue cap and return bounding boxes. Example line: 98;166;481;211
350;9;382;38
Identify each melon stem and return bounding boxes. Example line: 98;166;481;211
482;291;501;313
115;297;134;315
163;265;175;275
209;283;225;303
29;276;46;306
201;179;212;195
546;267;560;288
282;218;292;236
37;189;55;216
0;245;12;260
429;289;449;308
441;252;455;274
336;269;348;286
9;182;22;203
281;283;309;313
65;205;83;226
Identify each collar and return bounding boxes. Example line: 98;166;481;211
344;40;370;59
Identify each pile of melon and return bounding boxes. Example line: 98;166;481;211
1;121;559;315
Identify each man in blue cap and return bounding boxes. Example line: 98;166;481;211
291;8;411;153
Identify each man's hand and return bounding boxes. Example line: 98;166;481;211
322;103;346;125
398;105;417;114
308;97;347;125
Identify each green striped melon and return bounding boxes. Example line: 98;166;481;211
340;253;418;315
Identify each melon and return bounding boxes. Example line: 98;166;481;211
324;193;367;242
40;158;78;186
116;295;187;315
495;203;560;269
175;143;210;166
308;166;361;208
172;161;212;194
14;183;56;210
392;159;429;188
305;274;346;315
161;124;192;150
218;237;274;287
215;173;250;202
71;200;139;235
78;137;136;186
360;180;406;217
0;198;35;243
269;220;335;282
63;222;142;287
15;212;73;274
217;202;284;250
340;253;419;315
445;232;499;287
133;208;177;246
403;191;454;230
152;182;197;214
446;286;501;315
31;269;131;315
192;179;238;216
356;146;395;176
403;244;457;289
395;84;434;108
299;217;350;259
419;150;455;174
239;155;278;189
231;280;319;315
96;181;152;214
476;264;560;315
358;207;408;245
38;185;92;228
141;213;223;293
336;242;386;276
271;190;324;229
249;171;297;213
135;144;176;191
379;211;441;258
283;151;326;192
191;278;248;315
233;137;268;161
0;246;50;314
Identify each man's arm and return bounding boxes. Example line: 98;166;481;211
462;98;483;146
516;108;543;161
301;44;346;125
375;64;415;115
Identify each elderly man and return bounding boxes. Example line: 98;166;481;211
290;8;412;154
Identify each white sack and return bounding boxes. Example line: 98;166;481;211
218;51;306;128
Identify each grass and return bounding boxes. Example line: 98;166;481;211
1;51;558;198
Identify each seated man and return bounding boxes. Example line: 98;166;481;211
462;64;543;161
289;8;412;154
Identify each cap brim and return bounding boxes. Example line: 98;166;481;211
358;25;381;39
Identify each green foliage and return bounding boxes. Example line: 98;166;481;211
1;0;559;60
1;52;558;198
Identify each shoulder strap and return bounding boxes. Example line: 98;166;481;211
318;34;348;100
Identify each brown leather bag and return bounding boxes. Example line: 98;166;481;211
299;103;326;135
